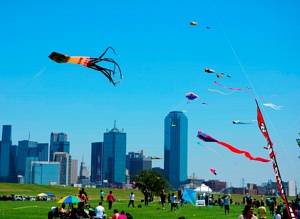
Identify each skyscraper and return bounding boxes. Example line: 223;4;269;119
91;142;103;185
50;133;70;161
78;157;90;186
164;111;188;189
126;150;152;183
17;140;38;176
0;125;12;181
53;152;71;186
71;159;78;185
103;121;126;186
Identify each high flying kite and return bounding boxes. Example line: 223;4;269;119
148;156;163;160
209;168;217;175
49;47;122;86
204;68;215;73
197;130;270;162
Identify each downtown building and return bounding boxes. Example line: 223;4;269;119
126;150;152;183
102;121;126;187
164;111;188;189
0;125;18;182
50;132;70;161
90;142;104;186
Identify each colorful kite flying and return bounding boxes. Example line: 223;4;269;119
197;131;270;162
190;21;197;26
204;68;215;73
148;156;163;160
49;47;122;86
209;168;217;175
255;99;295;219
263;103;282;110
208;88;234;95
186;92;199;100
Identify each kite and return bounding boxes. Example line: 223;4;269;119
148;156;163;160
209;168;217;175
208;88;234;95
204;68;215;73
206;26;211;29
255;99;295;219
49;47;122;86
190;21;197;26
182;188;197;206
297;139;300;146
214;81;254;97
186;92;199;103
216;73;222;78
220;72;231;78
233;120;256;124
186;92;199;100
197;130;270;162
263;103;282;110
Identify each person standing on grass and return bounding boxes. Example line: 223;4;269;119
107;191;115;210
171;193;177;212
100;190;105;201
128;192;135;207
160;190;167;210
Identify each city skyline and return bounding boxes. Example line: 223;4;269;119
0;0;299;189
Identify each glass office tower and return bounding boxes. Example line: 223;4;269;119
164;111;188;189
103;121;126;186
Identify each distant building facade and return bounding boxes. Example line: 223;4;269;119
71;159;78;185
54;152;71;186
32;161;60;185
103;121;126;186
126;150;152;182
164;111;188;189
50;133;70;161
91;142;103;185
78;158;90;186
0;125;13;181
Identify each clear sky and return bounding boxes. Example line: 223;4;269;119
1;0;299;189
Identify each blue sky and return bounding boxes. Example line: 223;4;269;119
1;0;299;189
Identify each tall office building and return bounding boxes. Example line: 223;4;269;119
126;150;152;182
0;125;12;179
37;143;49;161
50;133;70;161
53;152;71;186
164;111;188;189
71;159;78;185
103;121;126;186
91;142;103;185
78;158;90;186
17;140;38;176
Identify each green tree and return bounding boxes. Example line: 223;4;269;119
132;169;172;198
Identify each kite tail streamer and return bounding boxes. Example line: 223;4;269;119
256;99;295;219
214;80;254;98
216;141;271;163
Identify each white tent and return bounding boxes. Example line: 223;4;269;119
194;183;212;193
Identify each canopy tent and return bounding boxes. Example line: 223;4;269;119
46;192;55;197
37;193;48;197
194;183;212;193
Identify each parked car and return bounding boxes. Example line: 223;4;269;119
14;195;25;201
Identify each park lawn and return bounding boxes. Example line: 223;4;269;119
0;183;281;219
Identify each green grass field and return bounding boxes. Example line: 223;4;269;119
0;183;286;219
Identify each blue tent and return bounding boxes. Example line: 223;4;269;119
46;192;55;197
182;188;196;206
